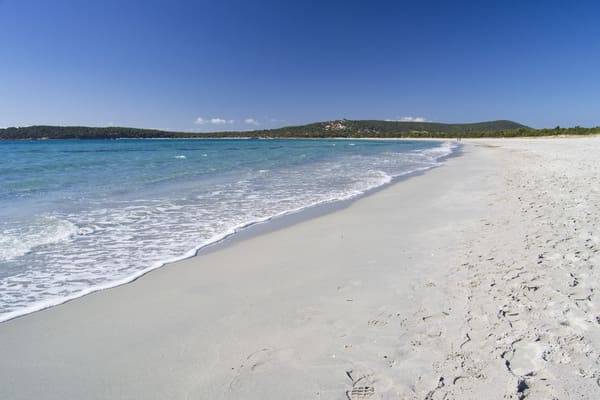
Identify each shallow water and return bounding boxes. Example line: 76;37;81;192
0;138;455;321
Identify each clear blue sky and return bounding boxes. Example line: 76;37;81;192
1;0;599;131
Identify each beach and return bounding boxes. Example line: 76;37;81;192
1;137;599;399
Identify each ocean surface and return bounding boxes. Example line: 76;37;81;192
0;138;456;321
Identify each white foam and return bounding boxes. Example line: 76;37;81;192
0;217;78;262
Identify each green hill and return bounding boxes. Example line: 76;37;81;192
1;120;599;140
236;119;530;138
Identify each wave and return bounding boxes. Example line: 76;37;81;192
0;217;78;262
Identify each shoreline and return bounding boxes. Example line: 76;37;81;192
0;140;484;399
3;137;599;399
0;140;459;324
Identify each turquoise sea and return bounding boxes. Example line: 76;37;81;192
0;138;455;321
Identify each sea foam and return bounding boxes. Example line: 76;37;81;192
0;217;78;262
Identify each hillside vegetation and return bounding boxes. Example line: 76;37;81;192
1;120;599;140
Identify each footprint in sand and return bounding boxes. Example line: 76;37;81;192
504;340;545;377
345;369;375;399
367;319;388;327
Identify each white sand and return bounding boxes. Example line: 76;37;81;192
1;138;599;399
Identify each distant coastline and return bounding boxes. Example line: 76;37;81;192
2;119;598;140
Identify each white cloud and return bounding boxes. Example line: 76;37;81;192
195;117;234;125
399;116;427;122
385;116;427;122
210;118;235;125
244;118;259;126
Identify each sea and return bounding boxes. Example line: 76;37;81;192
0;138;456;322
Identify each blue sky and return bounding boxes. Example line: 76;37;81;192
1;0;599;131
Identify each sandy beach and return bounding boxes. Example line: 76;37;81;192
1;137;599;399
